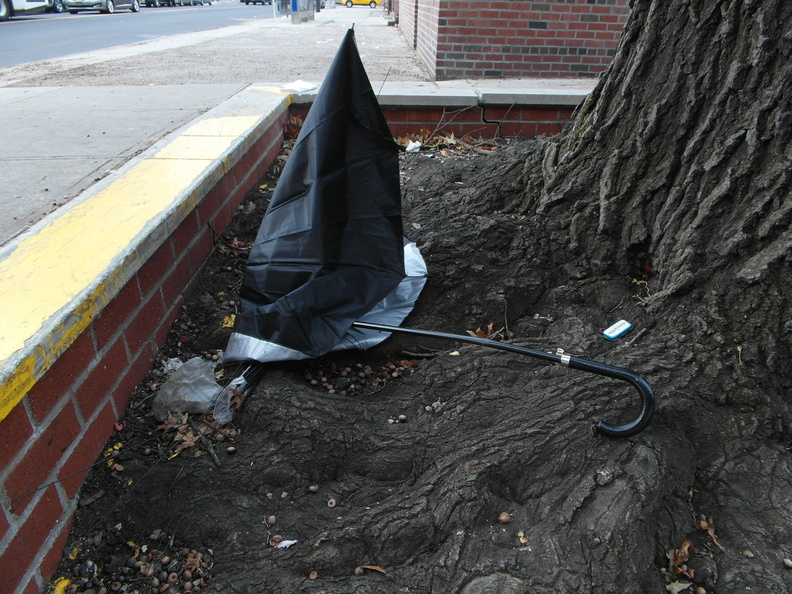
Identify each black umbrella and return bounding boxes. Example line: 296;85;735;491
224;28;654;437
226;28;426;364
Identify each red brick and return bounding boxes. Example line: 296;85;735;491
161;255;195;307
0;507;10;543
137;240;175;298
125;291;166;351
40;514;73;583
155;302;181;349
58;402;116;499
74;338;128;422
92;280;143;351
172;211;200;257
500;121;538;137
113;342;157;414
216;171;237;204
188;229;214;273
380;107;408;123
0;486;64;593
7;402;79;513
536;121;566;137
26;331;97;424
0;401;34;471
21;577;41;594
210;202;233;235
196;187;221;227
226;182;247;213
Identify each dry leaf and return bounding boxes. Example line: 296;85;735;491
360;565;387;574
397;359;419;368
230;387;246;410
665;581;693;594
697;516;724;550
667;539;693;574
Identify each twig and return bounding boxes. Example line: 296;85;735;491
626;328;647;346
401;350;439;359
607;299;624;314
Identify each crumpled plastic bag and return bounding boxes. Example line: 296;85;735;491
152;357;220;421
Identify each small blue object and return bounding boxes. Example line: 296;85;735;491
603;320;633;340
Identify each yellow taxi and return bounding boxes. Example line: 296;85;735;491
344;0;379;6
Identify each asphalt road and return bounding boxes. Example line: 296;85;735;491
0;2;278;68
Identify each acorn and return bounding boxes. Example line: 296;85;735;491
309;571;318;580
308;485;320;493
266;515;277;526
784;558;792;568
498;512;511;524
354;566;364;576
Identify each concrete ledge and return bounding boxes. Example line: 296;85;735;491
290;78;595;107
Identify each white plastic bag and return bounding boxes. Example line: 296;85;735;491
152;357;220;421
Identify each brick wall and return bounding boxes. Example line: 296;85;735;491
402;0;629;80
400;0;418;48
0;121;285;594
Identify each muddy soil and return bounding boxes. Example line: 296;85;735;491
50;139;792;594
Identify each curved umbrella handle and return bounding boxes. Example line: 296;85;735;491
352;321;655;438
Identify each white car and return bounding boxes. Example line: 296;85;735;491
64;0;139;12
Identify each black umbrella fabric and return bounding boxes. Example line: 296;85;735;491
225;28;426;364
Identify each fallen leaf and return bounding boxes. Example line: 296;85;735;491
360;565;387;575
665;581;693;594
697;516;724;550
667;539;693;575
397;359;419;368
230;388;246;409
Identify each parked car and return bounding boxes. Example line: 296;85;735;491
65;0;139;13
0;0;67;20
142;0;182;6
243;0;271;4
344;0;378;6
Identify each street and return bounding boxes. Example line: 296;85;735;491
0;1;278;68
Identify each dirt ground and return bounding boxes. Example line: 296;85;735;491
49;135;792;594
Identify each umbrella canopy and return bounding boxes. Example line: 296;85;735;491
225;28;426;364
